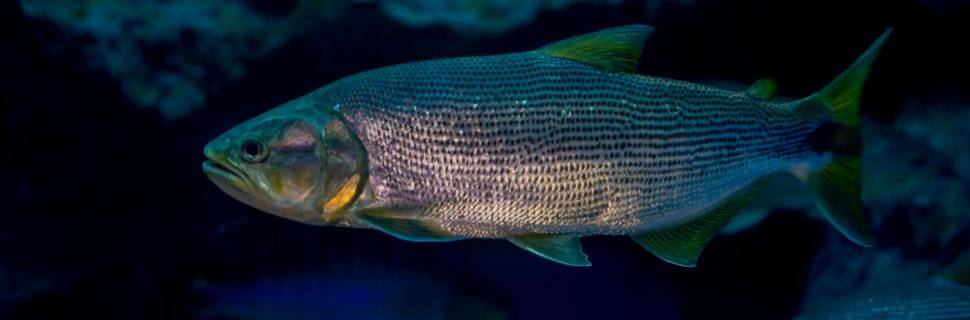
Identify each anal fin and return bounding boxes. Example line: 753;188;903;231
509;234;590;267
632;179;768;267
354;208;462;242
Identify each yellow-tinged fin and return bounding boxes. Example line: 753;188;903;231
821;28;891;127
794;28;891;127
508;234;590;267
537;25;653;73
354;208;462;242
810;156;873;246
632;179;768;267
789;29;891;247
746;78;778;100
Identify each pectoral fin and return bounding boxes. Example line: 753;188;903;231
631;179;767;267
509;234;590;267
354;208;462;242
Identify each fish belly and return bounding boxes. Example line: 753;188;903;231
315;52;822;237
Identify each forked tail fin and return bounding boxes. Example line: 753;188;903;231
792;28;892;247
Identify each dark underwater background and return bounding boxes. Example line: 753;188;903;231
3;0;969;319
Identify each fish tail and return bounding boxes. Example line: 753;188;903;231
790;28;892;247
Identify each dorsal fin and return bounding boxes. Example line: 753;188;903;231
537;25;653;73
747;78;778;100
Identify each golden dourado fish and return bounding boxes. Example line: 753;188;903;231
203;25;890;266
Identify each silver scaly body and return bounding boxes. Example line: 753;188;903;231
204;25;886;266
308;51;827;238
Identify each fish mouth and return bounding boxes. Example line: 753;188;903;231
203;160;238;182
202;159;248;194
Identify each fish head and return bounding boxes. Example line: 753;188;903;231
203;100;367;226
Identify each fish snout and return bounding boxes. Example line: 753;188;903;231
203;137;230;163
202;136;247;192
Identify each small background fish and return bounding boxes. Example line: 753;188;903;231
797;237;970;319
3;0;969;319
194;260;507;320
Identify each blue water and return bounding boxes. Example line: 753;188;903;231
3;0;968;319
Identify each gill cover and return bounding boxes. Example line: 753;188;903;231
203;94;370;227
318;110;368;223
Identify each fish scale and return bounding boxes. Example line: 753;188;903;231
310;51;823;237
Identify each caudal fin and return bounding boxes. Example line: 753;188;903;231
794;29;892;247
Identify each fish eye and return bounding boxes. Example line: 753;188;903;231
240;139;267;163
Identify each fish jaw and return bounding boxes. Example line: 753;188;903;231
203;139;257;209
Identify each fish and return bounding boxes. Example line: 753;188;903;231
196;266;506;320
797;248;970;319
797;276;970;319
203;25;890;267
